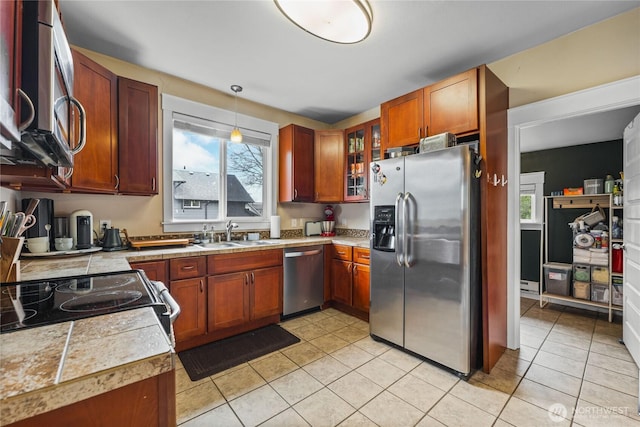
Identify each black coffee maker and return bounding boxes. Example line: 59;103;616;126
22;198;54;251
372;205;396;252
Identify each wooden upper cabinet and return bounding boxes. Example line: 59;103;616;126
71;49;118;193
424;68;478;136
279;124;314;202
118;77;158;195
344;118;378;202
380;89;424;153
314;130;344;203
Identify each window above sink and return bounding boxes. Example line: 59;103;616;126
161;94;279;233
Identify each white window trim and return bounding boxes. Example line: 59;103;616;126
162;94;279;233
520;171;545;230
182;200;201;209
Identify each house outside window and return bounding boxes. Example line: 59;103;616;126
162;94;278;233
182;200;201;209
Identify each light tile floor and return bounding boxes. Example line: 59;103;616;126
175;299;639;426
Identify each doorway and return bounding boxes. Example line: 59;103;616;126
506;75;640;349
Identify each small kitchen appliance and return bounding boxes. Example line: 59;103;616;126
102;227;127;251
0;270;180;337
69;210;93;249
321;205;336;236
22;198;54;251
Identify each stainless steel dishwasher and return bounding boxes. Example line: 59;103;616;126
283;245;324;317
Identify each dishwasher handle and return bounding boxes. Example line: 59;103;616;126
285;249;322;258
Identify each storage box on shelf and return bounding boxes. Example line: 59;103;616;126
543;263;572;296
541;194;622;321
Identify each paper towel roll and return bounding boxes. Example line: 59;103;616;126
270;215;280;239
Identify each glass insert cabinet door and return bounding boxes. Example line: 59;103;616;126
371;121;381;162
345;127;368;201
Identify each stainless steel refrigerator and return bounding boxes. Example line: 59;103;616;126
369;144;481;377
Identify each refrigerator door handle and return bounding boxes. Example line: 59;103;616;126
395;192;404;266
403;192;412;268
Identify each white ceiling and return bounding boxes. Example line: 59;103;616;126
59;0;638;128
520;105;640;152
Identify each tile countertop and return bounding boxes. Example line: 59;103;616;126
18;236;370;281
1;236;369;425
0;308;173;425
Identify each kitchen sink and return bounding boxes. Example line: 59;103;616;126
196;242;241;249
196;240;278;249
231;240;278;246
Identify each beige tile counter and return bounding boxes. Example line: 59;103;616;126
19;236;369;281
0;308;173;425
2;236;368;424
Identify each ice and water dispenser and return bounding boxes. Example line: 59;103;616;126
372;206;396;251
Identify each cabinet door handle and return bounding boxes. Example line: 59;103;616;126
115;174;120;190
199;280;203;293
245;273;249;286
337;251;346;256
251;272;255;284
361;255;370;259
294;189;298;200
152;177;156;191
353;265;358;276
182;265;195;270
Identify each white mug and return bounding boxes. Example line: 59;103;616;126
25;237;49;254
55;237;74;251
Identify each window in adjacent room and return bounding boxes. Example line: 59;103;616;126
162;94;278;233
520;171;545;230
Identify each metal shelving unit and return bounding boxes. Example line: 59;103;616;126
541;194;622;322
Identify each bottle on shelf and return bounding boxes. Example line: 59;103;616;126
612;216;623;239
604;174;615;193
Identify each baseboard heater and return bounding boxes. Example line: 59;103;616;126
520;280;539;293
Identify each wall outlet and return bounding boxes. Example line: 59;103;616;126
99;220;111;231
291;218;298;227
340;218;347;226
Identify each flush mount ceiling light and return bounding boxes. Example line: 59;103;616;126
274;0;373;44
230;85;243;143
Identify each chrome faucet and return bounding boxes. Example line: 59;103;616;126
226;220;238;241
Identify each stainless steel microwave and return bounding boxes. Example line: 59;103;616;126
14;0;86;168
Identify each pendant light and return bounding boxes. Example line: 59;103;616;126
230;85;243;143
274;0;373;44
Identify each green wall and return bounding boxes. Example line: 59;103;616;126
520;140;622;281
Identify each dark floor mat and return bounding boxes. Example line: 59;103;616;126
178;324;300;381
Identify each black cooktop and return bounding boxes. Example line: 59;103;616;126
0;270;162;333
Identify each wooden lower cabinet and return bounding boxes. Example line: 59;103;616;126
171;250;283;351
208;272;248;330
171;277;206;342
329;245;370;320
129;260;168;284
331;259;353;305
352;262;370;312
7;370;176;427
251;267;283;319
208;265;282;331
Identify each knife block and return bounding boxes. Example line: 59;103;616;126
1;237;24;282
